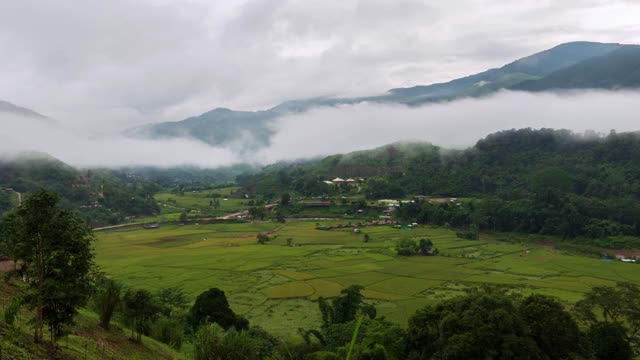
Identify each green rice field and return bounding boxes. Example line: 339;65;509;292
94;220;640;337
133;187;248;223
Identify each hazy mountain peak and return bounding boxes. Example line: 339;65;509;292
0;100;49;120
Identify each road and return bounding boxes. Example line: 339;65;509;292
93;203;278;230
214;203;278;220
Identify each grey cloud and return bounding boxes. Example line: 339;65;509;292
0;0;639;133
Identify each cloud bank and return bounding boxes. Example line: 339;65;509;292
1;0;639;128
2;90;640;168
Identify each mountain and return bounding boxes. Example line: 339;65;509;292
238;128;640;201
128;41;638;149
128;107;279;151
237;128;640;242
0;153;160;226
383;41;625;104
511;45;640;91
0;100;49;120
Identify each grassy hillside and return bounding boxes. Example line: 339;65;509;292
0;279;181;359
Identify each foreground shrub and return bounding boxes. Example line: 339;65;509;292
193;324;269;360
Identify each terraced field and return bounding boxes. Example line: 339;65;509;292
95;220;640;336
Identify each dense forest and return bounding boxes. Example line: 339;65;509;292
238;129;640;244
0;154;160;226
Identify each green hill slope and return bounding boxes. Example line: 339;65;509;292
0;280;181;360
512;45;640;91
0;154;160;226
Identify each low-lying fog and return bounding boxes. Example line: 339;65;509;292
1;90;639;168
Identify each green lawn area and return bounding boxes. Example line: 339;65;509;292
94;220;640;337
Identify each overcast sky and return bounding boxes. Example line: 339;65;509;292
1;0;639;131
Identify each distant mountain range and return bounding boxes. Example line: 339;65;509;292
128;41;640;150
0;100;49;120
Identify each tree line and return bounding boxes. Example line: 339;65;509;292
238;129;640;247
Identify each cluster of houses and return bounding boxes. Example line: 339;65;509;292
323;178;363;186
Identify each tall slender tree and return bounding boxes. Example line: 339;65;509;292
4;190;95;342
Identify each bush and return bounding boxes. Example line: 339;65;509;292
257;233;270;245
396;239;417;256
193;324;264;360
150;315;185;350
4;296;22;326
93;276;122;330
456;231;476;240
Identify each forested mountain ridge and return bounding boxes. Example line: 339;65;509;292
511;45;640;91
128;41;638;149
0;153;160;225
237;129;640;200
238;129;640;242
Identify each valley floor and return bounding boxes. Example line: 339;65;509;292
94;220;640;337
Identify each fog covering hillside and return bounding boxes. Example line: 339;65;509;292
129;41;639;150
239;128;640;245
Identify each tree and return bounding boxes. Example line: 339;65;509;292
406;289;544;359
396;238;417;256
417;238;433;255
249;207;265;220
123;288;159;342
318;286;375;328
363;234;370;243
519;294;581;359
180;211;188;222
188;288;248;332
281;193;291;206
93;275;122;330
156;286;189;317
276;211;286;223
575;282;640;349
3;190;95;343
588;322;633;360
257;233;270;245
